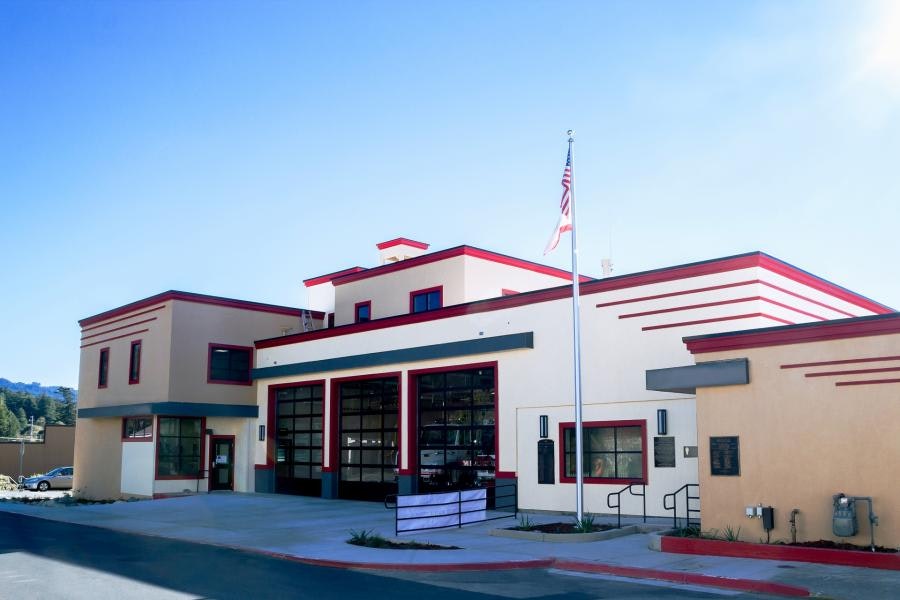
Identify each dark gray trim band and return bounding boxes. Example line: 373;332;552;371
252;332;534;380
78;402;258;419
646;358;749;394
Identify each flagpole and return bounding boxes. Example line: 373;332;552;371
566;129;585;522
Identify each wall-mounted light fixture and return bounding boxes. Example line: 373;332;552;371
657;409;668;436
205;428;214;435
539;415;549;439
258;425;266;441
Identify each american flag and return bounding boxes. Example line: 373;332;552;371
544;148;573;254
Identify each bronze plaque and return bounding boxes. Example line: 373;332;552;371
710;436;740;476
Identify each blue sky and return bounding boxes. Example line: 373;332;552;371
2;1;899;388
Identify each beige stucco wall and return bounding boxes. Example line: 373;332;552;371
0;426;75;480
72;418;123;499
332;256;467;325
461;255;573;299
169;301;301;405
77;301;175;409
695;333;900;548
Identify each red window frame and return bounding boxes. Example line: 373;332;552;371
128;339;142;385
155;416;207;480
207;343;253;386
354;300;372;323
558;419;648;485
122;416;154;442
409;285;443;313
98;347;110;389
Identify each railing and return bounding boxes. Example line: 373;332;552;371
385;481;517;536
663;483;700;530
606;483;646;529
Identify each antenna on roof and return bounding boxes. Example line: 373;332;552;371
601;233;614;277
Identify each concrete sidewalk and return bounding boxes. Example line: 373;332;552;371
1;493;897;598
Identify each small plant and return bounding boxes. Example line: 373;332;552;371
515;515;535;531
348;529;389;548
573;513;596;533
720;525;742;542
672;525;702;538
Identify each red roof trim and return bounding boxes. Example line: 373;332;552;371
302;267;367;288
79;291;315;327
330;245;588;286
376;237;430;250
686;313;900;354
258;252;890;350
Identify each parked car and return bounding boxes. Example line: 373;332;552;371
20;467;73;491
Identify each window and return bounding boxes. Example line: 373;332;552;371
410;286;442;313
98;347;109;388
208;344;252;384
128;340;142;384
560;420;646;484
355;301;371;323
156;417;202;477
123;417;153;440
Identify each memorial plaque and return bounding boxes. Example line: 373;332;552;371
537;439;555;484
709;436;740;476
654;436;676;468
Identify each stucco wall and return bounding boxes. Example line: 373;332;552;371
332;256;467;325
73;418;123;499
461;254;573;299
121;439;154;497
694;333;900;548
0;426;75;480
78;300;174;409
169;301;303;405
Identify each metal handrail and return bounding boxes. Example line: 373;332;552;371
389;482;517;536
663;483;700;529
606;483;646;528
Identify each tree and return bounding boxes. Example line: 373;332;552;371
16;407;27;430
37;394;58;424
0;396;15;437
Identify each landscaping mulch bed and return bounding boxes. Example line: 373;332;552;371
789;539;897;554
511;522;616;534
348;539;460;550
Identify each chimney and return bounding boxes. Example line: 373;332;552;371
376;238;430;265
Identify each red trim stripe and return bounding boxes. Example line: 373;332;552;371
303;267;367;288
331;246;585;287
80;291;311;327
81;305;166;332
806;366;900;378
759;280;855;318
835;378;900;386
376;237;429;250
643;313;793;332
597;280;757;308
621;295;824;322
782;355;900;369
81;328;150;348
81;317;157;341
688;314;900;354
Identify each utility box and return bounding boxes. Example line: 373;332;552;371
761;506;775;531
832;494;858;537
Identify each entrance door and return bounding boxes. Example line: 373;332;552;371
209;436;235;491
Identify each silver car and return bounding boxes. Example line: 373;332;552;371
20;467;74;491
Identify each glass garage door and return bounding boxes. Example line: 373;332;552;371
275;384;324;496
338;377;399;501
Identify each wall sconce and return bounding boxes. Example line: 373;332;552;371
539;415;549;439
258;425;266;441
657;409;668;436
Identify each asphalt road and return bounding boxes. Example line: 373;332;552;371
0;512;763;599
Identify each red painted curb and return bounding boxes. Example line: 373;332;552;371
661;536;900;571
552;560;809;597
246;547;810;597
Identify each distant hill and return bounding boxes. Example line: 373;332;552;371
0;379;78;402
